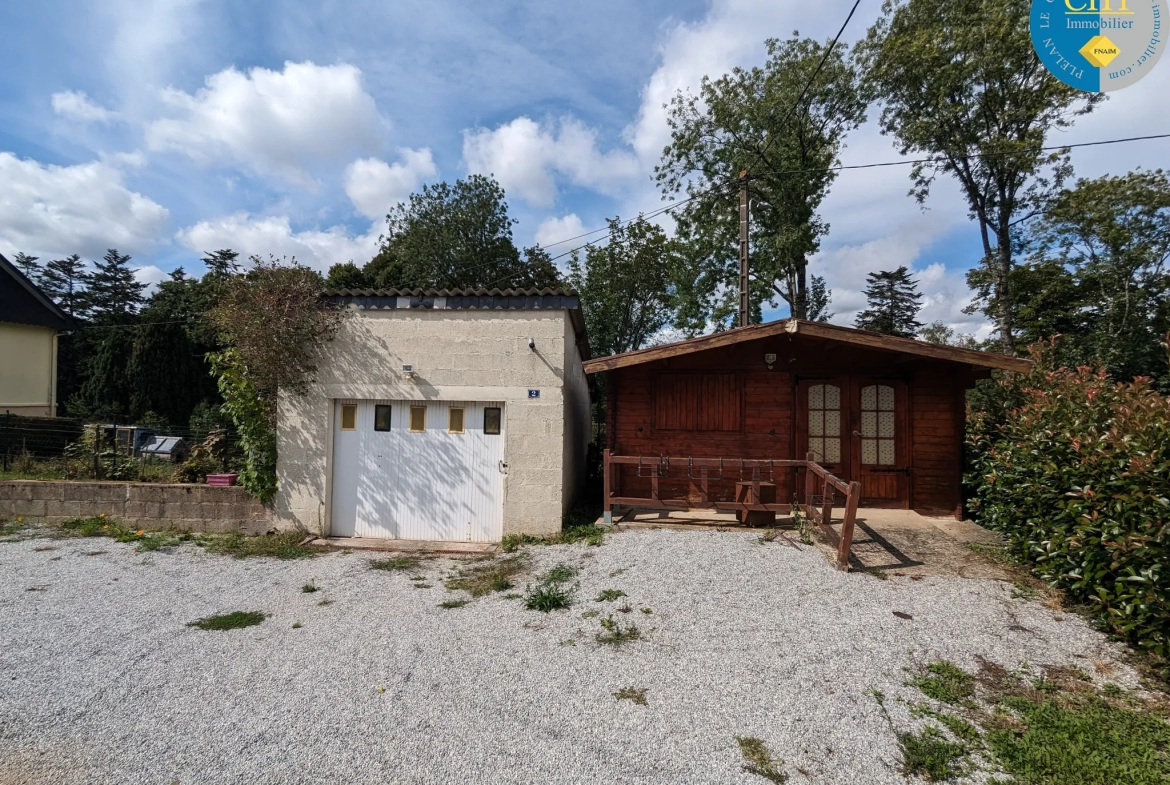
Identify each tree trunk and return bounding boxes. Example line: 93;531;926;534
994;236;1015;356
793;259;808;320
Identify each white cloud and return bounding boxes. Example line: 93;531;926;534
344;148;437;220
463;116;640;207
176;213;380;273
133;264;169;295
146;61;387;182
533;214;586;249
51;91;117;123
0;152;169;259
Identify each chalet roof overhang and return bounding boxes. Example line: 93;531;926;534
321;286;591;359
581;318;1031;375
0;253;75;331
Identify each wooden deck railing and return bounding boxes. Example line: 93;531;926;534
602;449;861;571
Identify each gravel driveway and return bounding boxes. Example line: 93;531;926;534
0;527;1137;785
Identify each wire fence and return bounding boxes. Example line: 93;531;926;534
0;411;242;482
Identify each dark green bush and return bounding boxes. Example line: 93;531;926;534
967;345;1170;660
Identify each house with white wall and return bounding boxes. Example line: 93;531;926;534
273;287;591;544
0;253;74;417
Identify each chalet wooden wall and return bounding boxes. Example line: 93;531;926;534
605;332;974;513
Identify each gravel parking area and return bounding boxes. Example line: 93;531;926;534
0;527;1138;785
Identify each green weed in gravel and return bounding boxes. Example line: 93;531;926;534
301;583;319;593
445;554;529;596
369;555;423;572
500;505;606;551
596;615;640;646
595;588;626;602
439;599;469;609
912;661;976;707
899;726;968;781
541;564;577;584
188;611;266;631
524;581;573;612
198;531;316;560
736;736;788;783
614;687;648;706
58;515;185;551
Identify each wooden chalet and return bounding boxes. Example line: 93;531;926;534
584;319;1029;565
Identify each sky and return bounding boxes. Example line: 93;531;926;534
1;0;1166;338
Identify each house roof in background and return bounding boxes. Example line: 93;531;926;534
582;318;1032;374
0;253;75;331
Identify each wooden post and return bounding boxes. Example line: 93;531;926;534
804;452;816;518
837;480;861;571
738;174;750;328
820;474;833;528
603;448;613;525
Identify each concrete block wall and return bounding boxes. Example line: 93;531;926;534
0;481;270;534
275;308;585;538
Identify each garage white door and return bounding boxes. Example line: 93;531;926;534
329;400;506;542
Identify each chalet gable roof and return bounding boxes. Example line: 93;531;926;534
0;253;75;331
581;318;1031;374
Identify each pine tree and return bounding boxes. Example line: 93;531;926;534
85;249;145;324
201;249;240;278
12;252;41;284
40;254;90;317
854;266;923;338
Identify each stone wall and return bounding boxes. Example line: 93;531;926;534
0;481;270;534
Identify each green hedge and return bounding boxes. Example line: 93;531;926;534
967;352;1170;660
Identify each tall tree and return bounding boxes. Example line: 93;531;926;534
567;217;676;357
127;268;222;424
657;34;865;329
970;170;1170;380
324;262;369;290
857;0;1102;354
85;249;145;323
201;249;240;279
364;175;560;290
854;266;923;337
12;252;41;284
39;254;89;317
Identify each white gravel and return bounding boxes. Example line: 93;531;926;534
0;527;1138;785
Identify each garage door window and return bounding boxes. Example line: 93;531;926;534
448;407;465;434
340;404;357;431
409;406;426;432
484;407;501;435
374;405;392;432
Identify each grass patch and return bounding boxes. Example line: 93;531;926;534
369;555;423;572
500;505;606;551
614;687;648;706
581;610;600;619
318;598;333;606
899;726;968;781
641;607;653;614
292;622;302;629
595;588;626;602
912;661;976;707
985;693;1170;785
503;592;522;599
445;554;529;597
866;567;889;580
439;598;469;609
198;530;316;560
524;581;573;612
187;610;266;631
301;583;319;593
541;563;578;584
596;615;640;646
58;515;187;551
1011;581;1039;601
736;736;788;783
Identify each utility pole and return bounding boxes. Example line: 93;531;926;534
738;171;750;328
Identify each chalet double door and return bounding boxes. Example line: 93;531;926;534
797;377;909;508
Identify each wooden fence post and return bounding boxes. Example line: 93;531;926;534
603;448;613;525
837;480;861;571
820;474;833;528
804;452;816;518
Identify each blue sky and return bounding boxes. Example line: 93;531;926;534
1;0;1166;336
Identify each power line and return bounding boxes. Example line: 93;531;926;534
528;131;1170;271
757;0;863;162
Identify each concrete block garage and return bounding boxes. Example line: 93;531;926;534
273;288;591;543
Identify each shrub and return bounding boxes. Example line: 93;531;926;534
967;343;1170;660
